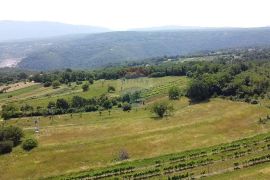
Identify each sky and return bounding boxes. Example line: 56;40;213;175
0;0;269;30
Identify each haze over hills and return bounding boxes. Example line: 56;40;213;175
129;25;225;31
0;21;110;42
1;25;270;70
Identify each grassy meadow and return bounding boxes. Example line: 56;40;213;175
1;76;270;179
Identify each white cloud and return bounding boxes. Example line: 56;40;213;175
0;0;269;30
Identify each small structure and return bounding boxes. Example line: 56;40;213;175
34;118;40;133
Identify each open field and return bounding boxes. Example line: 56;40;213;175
1;76;270;179
1;97;270;179
52;130;270;179
0;81;37;92
0;76;188;108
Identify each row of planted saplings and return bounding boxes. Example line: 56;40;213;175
164;141;263;176
65;166;135;180
163;158;213;175
167;172;191;180
124;168;161;180
233;153;270;170
66;135;270;180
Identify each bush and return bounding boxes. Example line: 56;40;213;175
102;100;113;109
84;105;98;112
119;149;129;160
250;99;259;104
169;86;180;100
88;78;94;84
43;81;52;87
0;141;13;154
187;80;210;102
22;138;38;151
82;83;90;92
52;80;61;89
122;94;131;103
56;98;70;110
0;126;24;146
76;81;83;85
108;85;116;93
1;104;22;120
122;102;132;111
152;102;173;118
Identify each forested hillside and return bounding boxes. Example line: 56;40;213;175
14;27;270;70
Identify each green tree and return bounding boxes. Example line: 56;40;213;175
22;138;38;151
122;94;131;103
56;98;70;110
168;86;180;100
152;102;173;118
20;104;34;116
52;80;61;89
122;102;132;111
1;104;21;120
0;126;24;146
82;83;90;92
103;100;113;109
108;85;116;93
71;96;86;108
0;141;13;154
88;78;94;84
187;80;210;102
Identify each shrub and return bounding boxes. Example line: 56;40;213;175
22;138;38;151
0;141;13;154
76;81;83;85
122;102;132;111
88;78;94;84
43;81;52;87
169;86;180;100
250;99;259;104
122;94;131;103
187;80;210;102
119;149;129;160
108;85;116;93
56;98;70;110
82;83;89;92
0;126;24;146
84;105;98;112
52;80;61;89
152;102;174;118
1;104;22;120
102;100;113;109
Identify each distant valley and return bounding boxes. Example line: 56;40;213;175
1;24;270;70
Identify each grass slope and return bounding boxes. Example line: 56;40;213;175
0;97;269;179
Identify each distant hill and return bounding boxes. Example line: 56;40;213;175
129;26;220;31
2;27;270;70
0;21;110;42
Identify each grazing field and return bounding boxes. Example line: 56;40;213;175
0;81;37;92
1;76;270;179
1;97;270;179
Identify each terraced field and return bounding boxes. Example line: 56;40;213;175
51;132;270;179
1;76;270;179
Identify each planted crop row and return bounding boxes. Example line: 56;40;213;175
53;133;270;180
